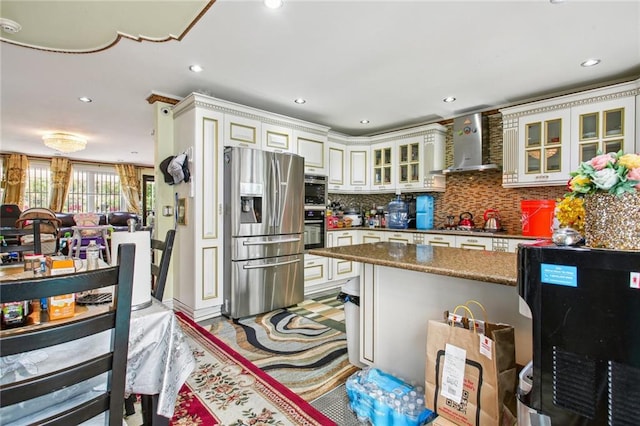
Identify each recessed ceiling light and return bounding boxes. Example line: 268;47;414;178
264;0;283;8
443;97;456;103
78;96;92;103
580;58;601;67
189;64;204;73
294;98;306;104
0;18;21;34
360;119;370;124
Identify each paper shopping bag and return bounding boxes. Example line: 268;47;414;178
425;315;517;426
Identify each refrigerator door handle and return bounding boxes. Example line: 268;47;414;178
242;258;301;270
274;156;282;227
242;237;301;246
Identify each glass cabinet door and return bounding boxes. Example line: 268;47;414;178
524;118;562;174
577;107;626;162
397;142;420;184
373;146;392;187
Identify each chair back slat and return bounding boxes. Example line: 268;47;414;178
1;353;112;406
150;229;175;301
0;244;135;426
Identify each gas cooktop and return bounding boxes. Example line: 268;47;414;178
435;227;507;234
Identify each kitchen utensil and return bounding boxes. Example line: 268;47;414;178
458;212;475;230
483;209;501;231
552;227;583;246
445;215;456;228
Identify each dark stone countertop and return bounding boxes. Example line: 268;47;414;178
309;242;518;286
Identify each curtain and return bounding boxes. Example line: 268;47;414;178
2;154;29;207
115;164;141;213
49;157;72;212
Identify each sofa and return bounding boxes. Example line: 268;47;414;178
55;211;141;238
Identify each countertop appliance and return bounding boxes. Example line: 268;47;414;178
223;147;305;319
518;244;640;425
442;112;498;174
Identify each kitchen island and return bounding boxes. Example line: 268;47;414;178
309;242;532;385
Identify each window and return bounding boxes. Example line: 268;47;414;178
65;165;123;213
24;160;51;210
22;161;124;213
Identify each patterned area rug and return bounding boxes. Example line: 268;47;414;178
286;289;346;333
172;312;336;425
206;306;358;402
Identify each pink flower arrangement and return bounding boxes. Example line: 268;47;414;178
568;150;640;196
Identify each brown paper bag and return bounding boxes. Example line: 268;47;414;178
425;307;517;426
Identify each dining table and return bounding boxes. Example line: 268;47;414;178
0;260;196;425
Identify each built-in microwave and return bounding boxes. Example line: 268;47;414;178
304;209;325;250
304;175;327;207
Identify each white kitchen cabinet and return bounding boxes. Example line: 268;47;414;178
223;114;261;148
345;144;370;192
501;79;639;188
370;141;396;192
455;235;493;250
295;129;328;175
386;232;410;245
422;125;447;192
423;233;456;247
262;122;294;153
571;95;636;168
304;254;329;289
396;136;423;192
361;229;384;244
327;141;346;191
326;230;360;281
172;93;225;321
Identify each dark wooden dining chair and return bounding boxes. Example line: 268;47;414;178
0;244;135;426
150;228;176;301
123;229;175;422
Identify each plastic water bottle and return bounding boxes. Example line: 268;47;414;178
86;240;100;270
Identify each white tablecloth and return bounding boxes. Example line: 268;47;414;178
0;299;195;424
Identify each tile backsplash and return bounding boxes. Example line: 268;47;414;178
329;113;568;234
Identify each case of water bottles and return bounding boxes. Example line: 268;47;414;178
346;367;436;425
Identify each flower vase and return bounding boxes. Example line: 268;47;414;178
583;192;640;251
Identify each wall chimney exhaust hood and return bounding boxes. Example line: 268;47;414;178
440;112;499;174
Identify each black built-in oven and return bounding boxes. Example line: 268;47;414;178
304;175;327;250
304;208;325;250
304;175;327;207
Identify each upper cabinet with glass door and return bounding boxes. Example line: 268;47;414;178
501;78;639;188
371;141;395;192
571;95;636;170
397;136;423;191
515;109;571;186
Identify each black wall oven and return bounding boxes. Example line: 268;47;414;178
304;175;327;207
304;208;325;250
303;174;327;250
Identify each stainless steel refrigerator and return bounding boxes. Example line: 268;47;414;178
222;146;305;319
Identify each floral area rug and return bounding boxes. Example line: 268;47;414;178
206;307;358;402
172;312;336;425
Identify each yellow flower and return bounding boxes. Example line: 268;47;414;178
555;196;585;233
618;153;640;170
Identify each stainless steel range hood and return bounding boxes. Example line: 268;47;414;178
441;112;499;174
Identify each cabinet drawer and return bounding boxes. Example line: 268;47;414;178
424;234;456;247
456;236;492;250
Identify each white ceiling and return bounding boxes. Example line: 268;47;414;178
1;0;639;167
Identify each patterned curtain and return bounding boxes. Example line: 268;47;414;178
2;154;29;207
49;157;72;212
115;164;141;213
